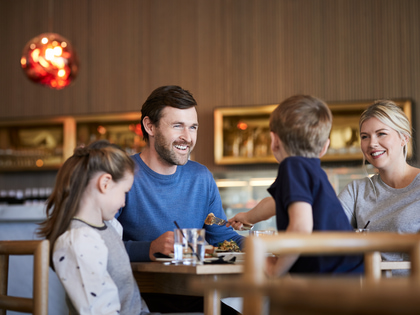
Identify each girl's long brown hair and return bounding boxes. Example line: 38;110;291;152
37;140;135;266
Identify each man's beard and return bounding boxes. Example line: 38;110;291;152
154;132;192;166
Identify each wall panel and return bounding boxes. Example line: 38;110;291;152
0;0;419;182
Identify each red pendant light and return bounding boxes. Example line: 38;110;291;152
20;32;79;90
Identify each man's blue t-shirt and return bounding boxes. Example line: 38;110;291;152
268;156;364;274
116;153;244;262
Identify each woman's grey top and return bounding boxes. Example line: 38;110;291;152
338;173;420;275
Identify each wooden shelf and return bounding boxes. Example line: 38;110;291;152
214;100;412;165
0;112;144;172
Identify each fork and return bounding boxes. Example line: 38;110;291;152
205;214;254;231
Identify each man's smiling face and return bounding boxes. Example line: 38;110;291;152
153;106;198;166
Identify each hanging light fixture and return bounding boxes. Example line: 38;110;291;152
20;0;79;89
20;33;79;89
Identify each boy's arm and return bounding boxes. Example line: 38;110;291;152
227;197;276;230
267;201;313;277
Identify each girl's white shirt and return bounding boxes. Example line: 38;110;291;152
52;218;144;315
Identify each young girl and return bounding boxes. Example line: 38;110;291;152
37;140;150;315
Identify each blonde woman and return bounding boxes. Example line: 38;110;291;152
338;100;420;274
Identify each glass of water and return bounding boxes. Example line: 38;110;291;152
174;228;206;265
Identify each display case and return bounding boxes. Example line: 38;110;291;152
214;99;412;165
0;112;144;172
214;166;372;235
75;112;144;155
0;117;76;171
214;169;277;236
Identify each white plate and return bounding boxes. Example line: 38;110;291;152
215;252;245;262
204;257;221;262
215;251;244;255
156;257;220;263
155;258;174;262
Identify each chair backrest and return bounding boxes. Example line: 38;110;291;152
381;260;411;277
244;232;420;284
0;240;50;315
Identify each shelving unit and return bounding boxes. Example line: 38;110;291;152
0;112;144;172
0;117;75;171
214;100;412;165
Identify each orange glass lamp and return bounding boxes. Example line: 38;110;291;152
20;33;79;89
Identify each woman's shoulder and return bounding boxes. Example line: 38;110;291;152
408;167;420;186
352;174;379;186
339;174;376;196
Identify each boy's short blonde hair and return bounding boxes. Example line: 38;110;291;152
269;95;332;158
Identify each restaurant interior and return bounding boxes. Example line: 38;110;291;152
1;0;420;314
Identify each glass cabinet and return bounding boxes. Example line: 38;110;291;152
214;100;412;165
215;170;277;235
0;112;144;172
214;166;370;236
0;117;75;171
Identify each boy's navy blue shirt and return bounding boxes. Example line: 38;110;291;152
268;156;364;274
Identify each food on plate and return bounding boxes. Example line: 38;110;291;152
217;239;241;252
204;213;216;225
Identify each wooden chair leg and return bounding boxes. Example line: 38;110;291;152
364;251;382;283
410;243;420;282
0;254;9;315
33;240;49;315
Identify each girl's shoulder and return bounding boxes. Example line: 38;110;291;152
55;224;104;251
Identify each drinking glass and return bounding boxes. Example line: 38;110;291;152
174;229;186;262
249;230;276;237
174;228;206;265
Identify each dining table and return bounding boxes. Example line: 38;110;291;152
131;261;244;315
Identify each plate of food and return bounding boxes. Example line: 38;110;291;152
214;239;245;263
216;239;241;252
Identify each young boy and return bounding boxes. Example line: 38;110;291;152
228;95;364;276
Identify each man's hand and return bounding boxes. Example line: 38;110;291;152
149;231;174;261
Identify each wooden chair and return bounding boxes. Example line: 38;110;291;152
190;232;420;315
380;260;411;277
241;232;420;315
0;240;50;315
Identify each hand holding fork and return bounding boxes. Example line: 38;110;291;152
205;213;254;231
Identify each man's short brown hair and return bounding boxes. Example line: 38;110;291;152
140;85;197;143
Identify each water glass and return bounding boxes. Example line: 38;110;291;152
174;229;185;262
174;228;206;265
249;230;276;237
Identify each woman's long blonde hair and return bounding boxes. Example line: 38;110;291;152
37;140;135;266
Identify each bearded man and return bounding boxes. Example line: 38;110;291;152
116;85;243;314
